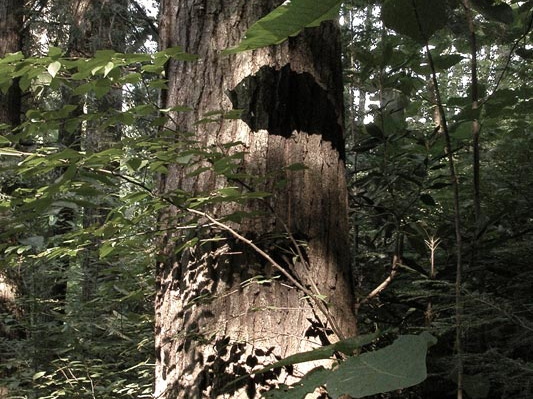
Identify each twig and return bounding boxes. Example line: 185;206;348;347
411;1;464;397
185;207;346;341
356;254;400;309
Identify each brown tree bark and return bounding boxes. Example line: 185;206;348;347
155;1;356;398
0;0;23;126
0;1;24;395
0;0;23;327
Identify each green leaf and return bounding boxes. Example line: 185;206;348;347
327;332;437;398
47;61;61;78
141;64;164;74
264;367;331;399
217;187;241;197
433;54;464;70
420;193;436;206
229;332;380;391
224;0;342;54
264;332;436;399
470;0;513;24
47;46;63;59
103;61;115;77
99;241;116;259
382;0;448;43
0;51;24;64
94;78;112;98
175;153;194;165
33;371;47;380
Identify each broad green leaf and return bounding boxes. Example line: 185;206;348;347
47;61;61;78
470;0;513;24
264;332;436;399
174;237;199;254
72;81;95;96
120;72;142;84
104;61;115;77
0;51;24;64
382;0;447;43
420;193;436;206
123;191;150;203
175;153;194;165
32;371;47;380
53;164;78;186
94;78;112;98
148;79;168;89
327;332;437;398
433;54;464;70
224;0;342;54
126;158;143;171
218;187;241;197
99;241;116;259
264;367;331;399
228;331;380;391
141;64;164;74
94;49;116;60
450;122;473;141
47;46;63;59
129;104;157;116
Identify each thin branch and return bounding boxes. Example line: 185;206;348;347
461;0;481;230
356;255;400;309
226;175;339;335
185;207;346;341
411;1;464;398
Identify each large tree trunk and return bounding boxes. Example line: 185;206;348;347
0;1;24;396
0;0;23;126
0;0;23;333
155;1;356;398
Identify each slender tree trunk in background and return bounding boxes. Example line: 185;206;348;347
67;0;125;301
425;44;464;399
462;0;481;273
155;1;356;398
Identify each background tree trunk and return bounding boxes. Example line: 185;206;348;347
0;1;24;396
155;1;356;398
0;0;23;126
65;0;126;301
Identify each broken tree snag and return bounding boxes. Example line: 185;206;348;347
227;63;345;159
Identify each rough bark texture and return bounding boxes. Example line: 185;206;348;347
0;0;23;126
155;1;356;398
0;1;24;394
0;0;23;328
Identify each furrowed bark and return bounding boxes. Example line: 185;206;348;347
155;1;356;398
